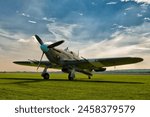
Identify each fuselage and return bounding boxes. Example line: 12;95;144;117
44;48;80;65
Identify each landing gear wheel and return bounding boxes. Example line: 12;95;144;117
68;73;75;81
42;73;50;80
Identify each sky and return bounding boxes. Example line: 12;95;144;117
0;0;150;71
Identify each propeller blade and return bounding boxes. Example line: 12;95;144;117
35;35;44;45
37;52;44;70
48;40;64;48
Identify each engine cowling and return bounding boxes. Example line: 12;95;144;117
94;68;106;72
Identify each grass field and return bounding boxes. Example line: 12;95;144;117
0;72;150;100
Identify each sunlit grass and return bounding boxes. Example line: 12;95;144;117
0;73;150;100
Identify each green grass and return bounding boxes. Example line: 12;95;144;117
0;72;150;100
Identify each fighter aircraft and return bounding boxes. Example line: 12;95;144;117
13;35;143;80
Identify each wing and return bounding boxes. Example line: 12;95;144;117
63;57;143;69
13;60;61;69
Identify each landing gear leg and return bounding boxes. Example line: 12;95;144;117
68;69;75;81
88;76;91;79
41;66;50;80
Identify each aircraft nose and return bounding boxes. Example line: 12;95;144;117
40;44;49;53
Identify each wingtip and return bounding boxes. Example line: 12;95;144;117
13;61;22;64
139;57;144;62
13;61;17;64
134;57;144;62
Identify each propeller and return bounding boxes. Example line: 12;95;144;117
37;52;44;70
35;35;44;45
34;35;65;70
48;40;64;48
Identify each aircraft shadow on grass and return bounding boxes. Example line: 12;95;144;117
0;78;144;85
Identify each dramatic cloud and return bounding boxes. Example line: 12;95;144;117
0;0;150;71
121;0;150;4
47;22;79;41
80;22;150;69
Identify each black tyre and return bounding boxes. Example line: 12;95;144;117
42;73;50;80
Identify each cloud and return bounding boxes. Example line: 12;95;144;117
0;0;150;71
21;12;30;18
106;2;117;5
137;13;143;17
80;22;150;68
28;20;37;24
17;37;37;43
23;0;46;17
0;28;39;56
91;2;96;6
121;0;150;4
79;12;83;16
47;22;79;41
144;17;150;21
42;17;56;22
125;7;134;11
0;32;17;41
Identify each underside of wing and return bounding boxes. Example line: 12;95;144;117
13;60;61;69
63;57;143;70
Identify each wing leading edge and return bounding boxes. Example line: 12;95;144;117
62;57;143;69
13;60;61;69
